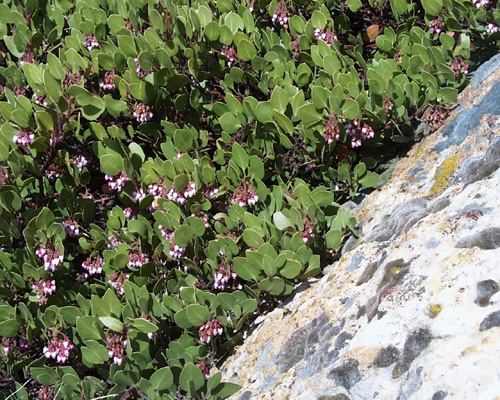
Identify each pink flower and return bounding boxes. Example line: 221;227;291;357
199;318;224;343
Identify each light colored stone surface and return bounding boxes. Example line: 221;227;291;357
219;58;500;400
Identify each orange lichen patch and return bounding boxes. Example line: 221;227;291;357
429;154;461;199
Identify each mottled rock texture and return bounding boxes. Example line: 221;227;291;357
220;55;500;400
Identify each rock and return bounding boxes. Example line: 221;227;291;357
219;57;500;400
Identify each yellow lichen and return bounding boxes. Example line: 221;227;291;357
429;154;461;199
427;304;442;318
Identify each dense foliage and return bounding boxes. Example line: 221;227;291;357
0;0;498;398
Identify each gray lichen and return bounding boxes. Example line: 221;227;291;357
366;198;429;243
475;279;500;306
479;310;500;331
392;328;433;379
432;390;448;400
276;313;339;374
374;345;401;368
455;227;500;250
356;262;379;286
328;358;362;390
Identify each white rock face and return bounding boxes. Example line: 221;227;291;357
220;56;500;400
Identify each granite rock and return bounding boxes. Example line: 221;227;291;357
219;59;500;399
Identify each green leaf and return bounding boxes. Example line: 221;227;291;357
280;259;302;279
326;229;342;249
237;39;257;61
439;87;458;104
212;382;242;398
360;171;379;187
47;53;66;80
99;317;124;332
179;363;205;392
243;228;264;248
346;0;363;11
150;367;173;391
342;98;360;120
205;21;220;41
174;225;194;248
273;212;294;230
76;316;103;341
31;367;57;386
259;277;285;295
35;111;54;132
100;154;123;176
43;69;62;103
185;304;211;326
0;319;20;337
174;129;194;152
220;112;241;134
233;257;262;281
421;0;442;16
297;103;322;127
231;142;249;170
117;35;137;56
273;111;294;134
174;308;193;329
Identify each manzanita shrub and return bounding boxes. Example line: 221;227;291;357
0;0;498;398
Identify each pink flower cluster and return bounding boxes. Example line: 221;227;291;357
135;57;152;78
213;264;242;290
36;245;63;272
13;128;35;148
430;16;443;37
43;334;73;363
108;234;121;250
324;114;341;144
133;187;147;202
487;23;499;34
37;386;54;400
105;171;130;191
159;225;174;240
62;219;80;237
142;313;156;340
221;45;236;68
106;332;127;365
383;98;394;117
100;70;116;91
199;317;224;344
314;28;338;46
19;50;34;66
33;93;50;107
473;0;489;7
132;101;153;123
83;34;99;51
169;239;186;259
109;271;129;296
196;358;212;380
167;182;196;205
123;207;137;220
451;57;469;77
129;249;149;267
203;187;219;198
231;184;258;207
32;278;56;299
344;119;375;148
147;180;196;205
301;216;315;244
2;337;16;355
272;1;289;26
82;255;104;275
71;155;89;172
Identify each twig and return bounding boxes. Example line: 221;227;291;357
5;378;32;400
